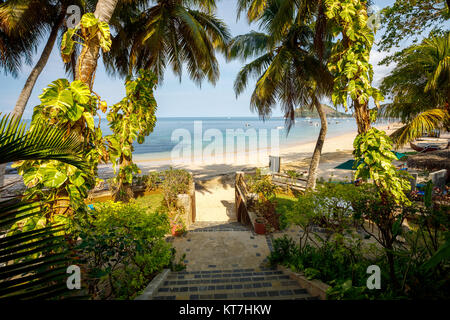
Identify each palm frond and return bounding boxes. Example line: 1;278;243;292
233;52;274;96
0;198;73;300
390;109;449;147
0;113;86;168
228;31;271;61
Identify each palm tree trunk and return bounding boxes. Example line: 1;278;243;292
306;101;328;190
12;8;66;119
75;0;118;87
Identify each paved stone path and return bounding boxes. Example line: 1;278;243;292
160;222;315;300
152;178;315;300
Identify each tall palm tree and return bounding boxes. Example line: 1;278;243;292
229;2;333;190
0;0;91;119
103;0;230;85
380;32;450;147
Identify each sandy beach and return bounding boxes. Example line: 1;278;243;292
3;122;404;195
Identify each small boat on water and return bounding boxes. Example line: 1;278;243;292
410;138;449;152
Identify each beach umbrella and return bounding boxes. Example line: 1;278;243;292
334;151;407;170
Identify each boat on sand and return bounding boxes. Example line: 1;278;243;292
410;138;449;152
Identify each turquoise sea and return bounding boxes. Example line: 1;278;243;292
107;116;358;160
21;117;392;161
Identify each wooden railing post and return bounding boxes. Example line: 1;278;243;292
235;171;244;222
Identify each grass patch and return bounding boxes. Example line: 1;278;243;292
275;192;297;230
133;192;164;213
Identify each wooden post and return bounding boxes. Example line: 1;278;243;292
235;171;244;222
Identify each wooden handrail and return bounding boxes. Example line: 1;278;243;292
272;172;308;182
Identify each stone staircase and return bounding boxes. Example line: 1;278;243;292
152;268;318;300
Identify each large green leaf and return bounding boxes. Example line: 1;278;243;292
66;104;84;122
40;167;68;188
39;80;73;111
80;13;98;28
83;112;95;131
98;21;112;52
70;81;91;104
61;28;77;63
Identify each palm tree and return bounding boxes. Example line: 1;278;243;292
380;32;450;147
229;2;333;190
0;113;86;299
0;0;91;119
103;0;231;85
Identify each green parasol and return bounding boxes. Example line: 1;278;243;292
334;151;406;170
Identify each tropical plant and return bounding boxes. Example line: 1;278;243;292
106;69;158;202
69;0;118;87
353;125;412;204
15;78;105;217
325;0;383;134
103;0;231;85
230;0;334;190
380;32;450;147
0;114;86;299
61;11;113;89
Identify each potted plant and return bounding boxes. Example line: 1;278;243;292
254;217;266;235
169;214;185;236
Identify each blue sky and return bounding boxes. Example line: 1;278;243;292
0;0;403;119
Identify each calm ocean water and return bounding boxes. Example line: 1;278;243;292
21;116;386;160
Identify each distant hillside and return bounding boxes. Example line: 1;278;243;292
295;104;352;118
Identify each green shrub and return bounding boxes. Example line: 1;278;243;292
268;235;385;299
247;173;278;202
76;201;176;299
161;168;192;209
145;171;162;191
269;182;450;299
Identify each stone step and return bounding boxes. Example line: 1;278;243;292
154;284;311;300
164;274;289;286
152;268;317;300
162;277;297;291
158;280;302;293
188;221;250;232
166;269;282;280
154;291;315;300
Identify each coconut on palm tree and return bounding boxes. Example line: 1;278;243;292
380;31;450;147
229;0;333;190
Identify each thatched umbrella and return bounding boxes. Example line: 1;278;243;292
407;149;450;173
